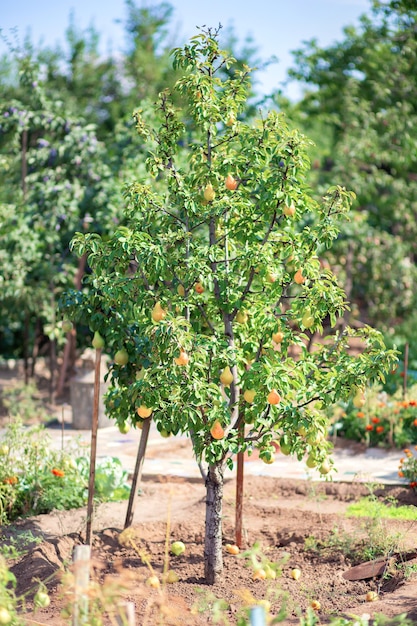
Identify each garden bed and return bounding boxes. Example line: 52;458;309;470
5;476;417;625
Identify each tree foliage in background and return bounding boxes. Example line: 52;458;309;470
286;0;417;365
0;1;264;364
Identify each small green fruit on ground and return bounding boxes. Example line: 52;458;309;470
34;591;50;608
171;541;186;556
0;608;11;625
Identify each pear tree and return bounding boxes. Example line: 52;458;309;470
62;29;396;584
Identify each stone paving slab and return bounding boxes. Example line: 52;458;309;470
40;422;404;485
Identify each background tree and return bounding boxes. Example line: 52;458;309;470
0;1;265;371
286;0;417;367
0;56;120;382
61;30;396;583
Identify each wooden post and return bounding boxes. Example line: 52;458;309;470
85;348;101;544
403;343;409;399
116;601;135;626
124;419;151;528
72;545;90;626
235;423;244;548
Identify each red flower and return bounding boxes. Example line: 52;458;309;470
52;468;65;477
365;425;374;431
371;417;380;424
409;400;417;407
410;482;417;489
376;426;384;434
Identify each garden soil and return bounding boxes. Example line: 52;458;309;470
5;475;417;625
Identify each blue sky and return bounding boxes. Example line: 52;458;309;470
1;0;371;99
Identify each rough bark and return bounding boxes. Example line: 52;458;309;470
204;462;224;584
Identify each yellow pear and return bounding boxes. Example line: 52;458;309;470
236;310;248;324
152;301;166;322
204;183;215;202
243;389;256;404
220;366;234;387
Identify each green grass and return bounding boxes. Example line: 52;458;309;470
347;497;417;520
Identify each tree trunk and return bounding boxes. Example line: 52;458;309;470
204;462;224;584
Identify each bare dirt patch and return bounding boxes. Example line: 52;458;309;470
5;476;417;625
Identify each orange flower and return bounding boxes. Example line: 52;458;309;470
401;401;409;408
365;425;374;431
399;458;405;464
3;476;18;485
398;471;404;477
371;417;380;424
404;449;411;454
52;468;65;477
376;426;384;434
357;412;365;418
394;409;400;414
413;419;417;427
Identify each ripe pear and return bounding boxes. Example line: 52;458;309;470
210;420;225;440
204;183;215;202
177;284;185;296
225;174;238;190
267;389;281;405
152;301;166;322
174;349;189;366
220;366;234;387
236;310;248;324
243;389;256;404
137;405;152;419
283;203;296;217
92;331;105;350
294;269;305;285
272;330;284;344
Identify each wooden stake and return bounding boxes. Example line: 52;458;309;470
85;347;101;544
235;423;244;548
403;342;409;399
124;418;151;528
72;544;91;626
116;602;135;626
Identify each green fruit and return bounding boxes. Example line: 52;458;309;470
61;320;73;333
92;331;105;350
301;312;314;329
0;608;11;625
171;541;185;556
160;429;171;438
114;348;129;366
34;591;50;608
319;460;332;475
306;455;317;469
118;423;130;434
279;442;291;456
